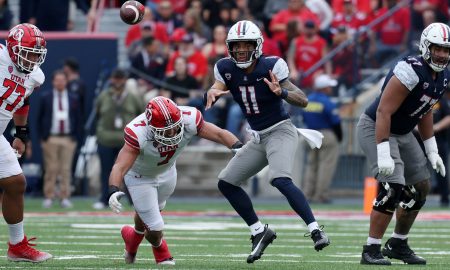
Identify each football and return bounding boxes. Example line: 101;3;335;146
120;1;145;25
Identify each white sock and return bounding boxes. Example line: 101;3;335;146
249;221;264;236
8;221;24;245
134;228;144;235
392;232;408;240
367;237;382;245
307;222;320;233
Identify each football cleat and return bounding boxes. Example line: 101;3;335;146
152;239;175;265
360;244;391;265
121;225;144;264
305;227;330;251
7;236;52;263
382;238;426;264
247;224;277;263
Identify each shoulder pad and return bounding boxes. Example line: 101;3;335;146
30;67;45;86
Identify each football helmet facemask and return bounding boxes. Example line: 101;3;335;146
145;96;184;146
6;23;47;73
226;20;264;69
419;22;450;72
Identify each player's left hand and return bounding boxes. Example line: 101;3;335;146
12;138;25;158
109;191;125;213
205;88;229;110
264;70;282;96
428;152;446;177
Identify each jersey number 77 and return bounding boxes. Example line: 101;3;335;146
0;78;26;112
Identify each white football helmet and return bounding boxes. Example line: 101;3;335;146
419;22;450;72
226;20;264;69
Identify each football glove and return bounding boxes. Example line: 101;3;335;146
377;141;395;176
424;136;446;177
108;185;125;213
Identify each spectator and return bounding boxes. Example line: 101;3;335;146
305;0;334;37
161;56;200;106
412;0;449;32
154;0;183;36
130;36;167;92
0;0;13;30
202;25;228;61
63;58;87;123
330;0;368;36
369;0;411;67
166;33;208;84
287;20;330;89
301;74;342;203
269;0;320;52
331;25;359;96
37;70;81;208
92;69;143;210
124;7;169;51
63;58;87;194
331;0;372;15
179;8;211;49
202;0;238;28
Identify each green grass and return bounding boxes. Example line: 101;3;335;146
0;197;449;269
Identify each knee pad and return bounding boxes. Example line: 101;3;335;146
373;182;403;215
399;184;426;211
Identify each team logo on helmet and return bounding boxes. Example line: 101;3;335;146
10;28;24;42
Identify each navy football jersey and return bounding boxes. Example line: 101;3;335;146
214;56;290;131
365;56;450;135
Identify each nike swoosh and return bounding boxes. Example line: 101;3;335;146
257;78;264;81
387;244;392;250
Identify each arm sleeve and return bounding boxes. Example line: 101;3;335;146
272;58;289;82
393;61;420;91
124;127;140;150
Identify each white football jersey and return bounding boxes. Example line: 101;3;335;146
124;105;204;178
0;44;45;135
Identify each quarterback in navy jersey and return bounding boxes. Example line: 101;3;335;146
205;20;330;263
357;22;450;265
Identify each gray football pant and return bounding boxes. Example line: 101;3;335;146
356;114;430;185
219;120;298;185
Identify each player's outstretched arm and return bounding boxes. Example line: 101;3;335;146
197;121;242;149
204;80;229;110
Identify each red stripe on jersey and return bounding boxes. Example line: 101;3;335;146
124;127;139;149
195;109;204;133
124;134;140;150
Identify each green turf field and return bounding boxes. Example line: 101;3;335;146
0;198;449;269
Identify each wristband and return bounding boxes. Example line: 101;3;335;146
231;141;244;150
108;185;121;199
14;125;29;143
280;88;288;99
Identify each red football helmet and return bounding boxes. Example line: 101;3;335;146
6;23;47;73
145;96;184;146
